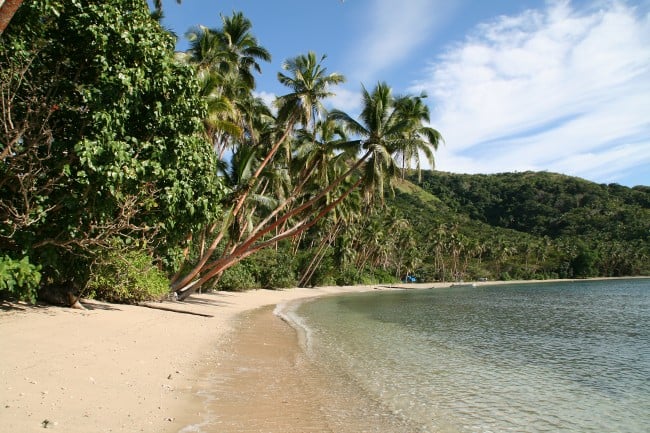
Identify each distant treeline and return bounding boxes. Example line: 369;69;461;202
230;170;649;288
386;171;650;281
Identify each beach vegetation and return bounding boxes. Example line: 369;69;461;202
0;255;41;303
247;247;297;290
1;0;222;301
1;1;647;304
214;263;258;292
85;246;169;303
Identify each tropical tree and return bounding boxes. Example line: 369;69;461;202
329;82;442;202
184;12;272;158
392;92;442;180
1;0;223;300
276;51;345;131
214;11;272;90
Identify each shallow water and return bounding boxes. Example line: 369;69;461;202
287;279;650;432
180;305;419;433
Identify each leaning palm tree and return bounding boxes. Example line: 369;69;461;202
172;56;348;297
171;79;441;298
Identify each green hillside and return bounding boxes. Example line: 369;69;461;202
385;171;650;281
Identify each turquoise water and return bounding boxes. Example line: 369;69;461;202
286;279;650;432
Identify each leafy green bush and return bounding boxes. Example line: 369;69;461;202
216;264;258;292
2;0;224;291
86;249;169;303
312;273;338;287
371;268;400;284
247;247;296;289
263;265;297;289
0;256;42;304
336;267;364;286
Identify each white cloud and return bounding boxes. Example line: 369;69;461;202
346;0;453;85
325;86;362;114
413;0;650;185
253;91;277;111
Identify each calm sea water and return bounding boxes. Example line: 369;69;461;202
283;279;650;433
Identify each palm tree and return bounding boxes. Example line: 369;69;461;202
393;92;442;180
329;82;441;202
214;11;271;90
275;51;345;130
292;117;352;189
184;12;271;157
186;12;270;89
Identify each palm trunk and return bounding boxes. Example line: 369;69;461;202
298;225;339;287
0;0;23;35
176;176;364;298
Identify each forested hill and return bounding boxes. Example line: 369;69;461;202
386;170;649;281
412;171;650;240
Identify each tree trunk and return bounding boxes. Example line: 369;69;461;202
298;224;340;286
0;0;23;34
172;149;371;297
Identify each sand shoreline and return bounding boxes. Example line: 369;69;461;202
0;285;394;432
1;277;644;432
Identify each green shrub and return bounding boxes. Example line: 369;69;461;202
0;256;42;304
499;271;513;281
263;265;297;289
371;268;400;284
216;264;258;291
86;249;169;303
247;247;296;290
311;273;337;287
336;267;363;286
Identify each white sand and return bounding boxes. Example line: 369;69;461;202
0;285;392;432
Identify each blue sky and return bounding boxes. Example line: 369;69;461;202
158;0;650;187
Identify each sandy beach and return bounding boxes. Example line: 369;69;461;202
2;277;641;432
1;284;411;433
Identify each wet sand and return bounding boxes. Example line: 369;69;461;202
184;305;418;433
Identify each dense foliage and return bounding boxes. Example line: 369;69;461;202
1;2;646;303
0;255;41;303
85;247;170;303
1;0;223;301
396;171;650;280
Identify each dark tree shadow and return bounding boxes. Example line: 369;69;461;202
182;294;234;307
78;300;122;311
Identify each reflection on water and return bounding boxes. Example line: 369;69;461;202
291;279;650;433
